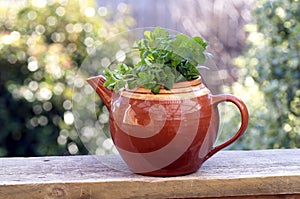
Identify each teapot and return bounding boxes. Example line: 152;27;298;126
87;75;249;177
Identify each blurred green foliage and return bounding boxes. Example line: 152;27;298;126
219;0;300;149
0;0;134;156
1;0;299;157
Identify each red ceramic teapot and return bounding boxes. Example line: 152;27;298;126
87;75;249;177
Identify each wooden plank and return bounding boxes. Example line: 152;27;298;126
1;149;300;199
203;195;300;199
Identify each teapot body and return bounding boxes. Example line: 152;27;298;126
109;79;219;176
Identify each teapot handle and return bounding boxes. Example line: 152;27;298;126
204;94;249;161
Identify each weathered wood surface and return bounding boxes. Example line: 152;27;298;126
1;149;300;199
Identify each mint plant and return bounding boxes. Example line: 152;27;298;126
104;27;212;94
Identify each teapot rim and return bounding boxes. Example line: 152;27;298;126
124;77;202;94
117;77;211;100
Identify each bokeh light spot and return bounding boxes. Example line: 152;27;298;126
102;138;113;150
37;87;53;101
63;100;72;110
64;111;74;125
28;61;39;72
56;7;66;17
47;16;57;26
85;7;95;17
28;81;39;91
35;25;46;35
32;0;47;8
68;142;79;154
43;102;53;112
27;10;37;20
116;50;126;62
98;7;108;17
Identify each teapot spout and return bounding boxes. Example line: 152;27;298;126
87;75;113;111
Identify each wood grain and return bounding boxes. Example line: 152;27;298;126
1;149;300;199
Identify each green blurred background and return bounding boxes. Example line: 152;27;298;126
0;0;299;157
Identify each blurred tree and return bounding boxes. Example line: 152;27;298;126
219;0;300;149
0;0;134;156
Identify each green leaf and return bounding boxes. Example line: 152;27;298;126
137;71;155;87
152;27;169;40
144;30;151;40
117;63;130;74
151;84;161;94
144;81;157;89
193;36;208;48
114;80;126;92
164;71;175;90
128;80;136;89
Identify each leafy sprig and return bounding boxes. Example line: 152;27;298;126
103;27;212;94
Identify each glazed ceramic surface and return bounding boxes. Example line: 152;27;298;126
87;75;249;176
